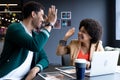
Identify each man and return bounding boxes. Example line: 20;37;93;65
0;1;57;80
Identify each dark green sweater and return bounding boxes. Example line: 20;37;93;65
0;22;49;78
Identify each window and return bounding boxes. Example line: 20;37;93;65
116;0;120;40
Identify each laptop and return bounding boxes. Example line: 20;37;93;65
85;51;119;77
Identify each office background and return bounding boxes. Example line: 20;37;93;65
0;0;118;65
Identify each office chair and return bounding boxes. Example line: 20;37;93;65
61;54;71;66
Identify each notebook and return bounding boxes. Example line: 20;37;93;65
55;66;76;79
85;51;119;77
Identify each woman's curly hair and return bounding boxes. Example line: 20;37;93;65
79;18;102;43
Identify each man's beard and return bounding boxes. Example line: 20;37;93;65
31;20;39;29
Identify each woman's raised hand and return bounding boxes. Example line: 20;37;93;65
64;27;75;41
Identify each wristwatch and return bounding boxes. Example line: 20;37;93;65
44;22;54;28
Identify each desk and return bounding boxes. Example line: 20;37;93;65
86;73;120;80
33;65;120;80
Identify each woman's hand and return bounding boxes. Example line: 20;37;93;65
86;61;91;69
64;27;75;41
25;67;40;80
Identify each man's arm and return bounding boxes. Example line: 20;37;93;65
25;49;49;80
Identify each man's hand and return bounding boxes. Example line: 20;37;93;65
47;5;58;26
25;67;40;80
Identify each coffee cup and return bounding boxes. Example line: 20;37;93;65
74;59;86;80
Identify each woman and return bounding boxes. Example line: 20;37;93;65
56;18;104;69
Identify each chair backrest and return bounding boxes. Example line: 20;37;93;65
61;54;71;66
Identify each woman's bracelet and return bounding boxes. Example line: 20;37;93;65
59;40;67;46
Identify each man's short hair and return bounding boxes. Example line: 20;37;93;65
22;1;45;19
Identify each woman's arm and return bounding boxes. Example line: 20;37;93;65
97;40;104;51
56;28;75;56
56;42;69;56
